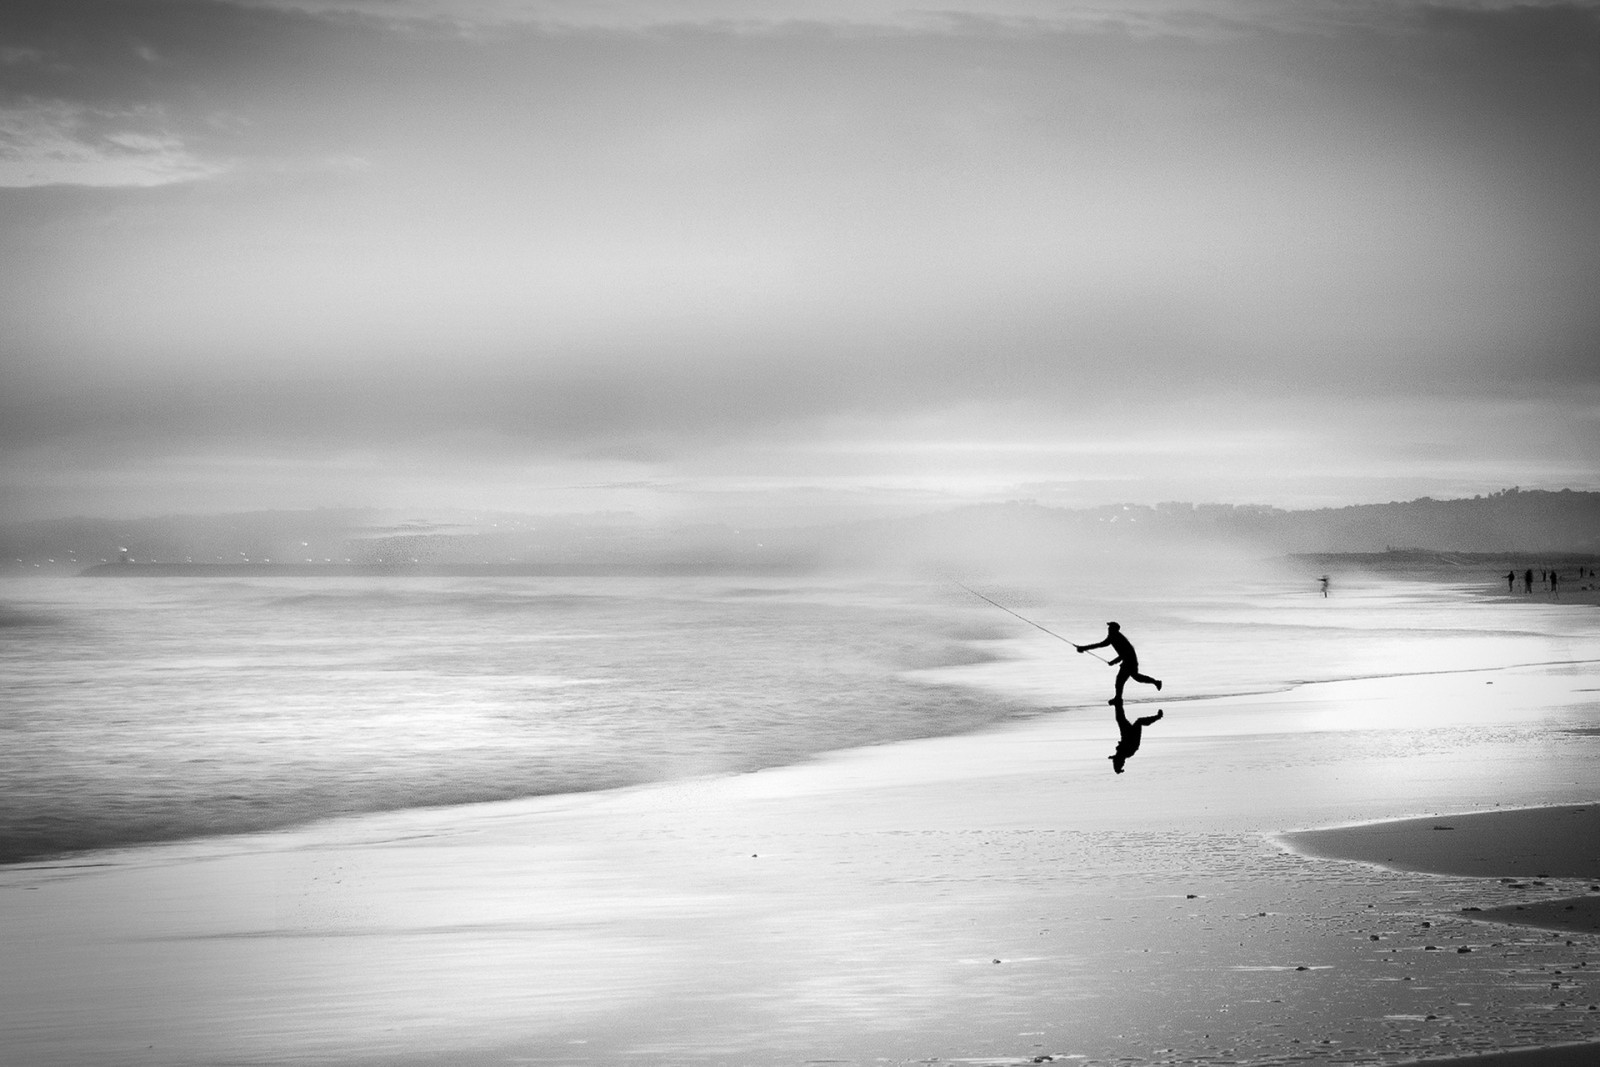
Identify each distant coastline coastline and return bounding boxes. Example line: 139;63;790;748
78;551;1599;581
8;489;1598;576
78;560;809;578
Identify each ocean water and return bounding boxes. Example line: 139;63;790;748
2;566;1593;865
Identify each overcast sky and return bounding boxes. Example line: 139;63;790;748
2;0;1596;523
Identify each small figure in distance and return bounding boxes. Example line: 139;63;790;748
1110;703;1163;774
1076;621;1162;705
1506;570;1515;593
1524;568;1534;594
1319;575;1330;598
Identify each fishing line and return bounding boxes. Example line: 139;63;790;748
955;583;1110;663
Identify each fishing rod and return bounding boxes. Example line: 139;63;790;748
956;582;1109;663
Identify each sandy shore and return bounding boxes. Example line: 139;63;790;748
4;663;1599;1066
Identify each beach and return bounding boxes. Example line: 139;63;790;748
4;670;1598;1064
2;571;1598;1065
7;1;1598;1059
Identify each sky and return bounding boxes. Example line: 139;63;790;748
2;0;1597;525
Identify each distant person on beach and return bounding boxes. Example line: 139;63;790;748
1076;622;1162;705
1506;570;1516;593
1551;570;1559;597
1109;704;1163;774
1524;568;1534;594
1319;575;1330;597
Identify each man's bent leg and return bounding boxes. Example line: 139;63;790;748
1131;670;1162;691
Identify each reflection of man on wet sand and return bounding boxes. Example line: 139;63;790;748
1076;621;1162;705
1110;704;1163;774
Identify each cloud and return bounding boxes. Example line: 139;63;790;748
223;0;1590;36
0;101;225;187
0;0;386;185
0;0;1596;520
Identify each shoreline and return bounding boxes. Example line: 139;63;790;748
1477;588;1600;607
4;626;1598;1065
5;654;1592;871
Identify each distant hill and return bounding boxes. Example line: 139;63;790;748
3;489;1596;575
1245;489;1600;554
776;489;1600;567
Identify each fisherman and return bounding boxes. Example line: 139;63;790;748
1109;704;1164;774
1076;621;1162;705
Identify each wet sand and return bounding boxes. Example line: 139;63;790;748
1285;805;1600;881
1285;806;1600;935
3;664;1599;1065
1483;588;1600;607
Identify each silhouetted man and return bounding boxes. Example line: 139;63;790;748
1109;705;1163;774
1076;621;1162;704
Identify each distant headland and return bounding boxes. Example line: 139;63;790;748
4;487;1597;576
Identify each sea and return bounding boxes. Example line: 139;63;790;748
3;563;1595;866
